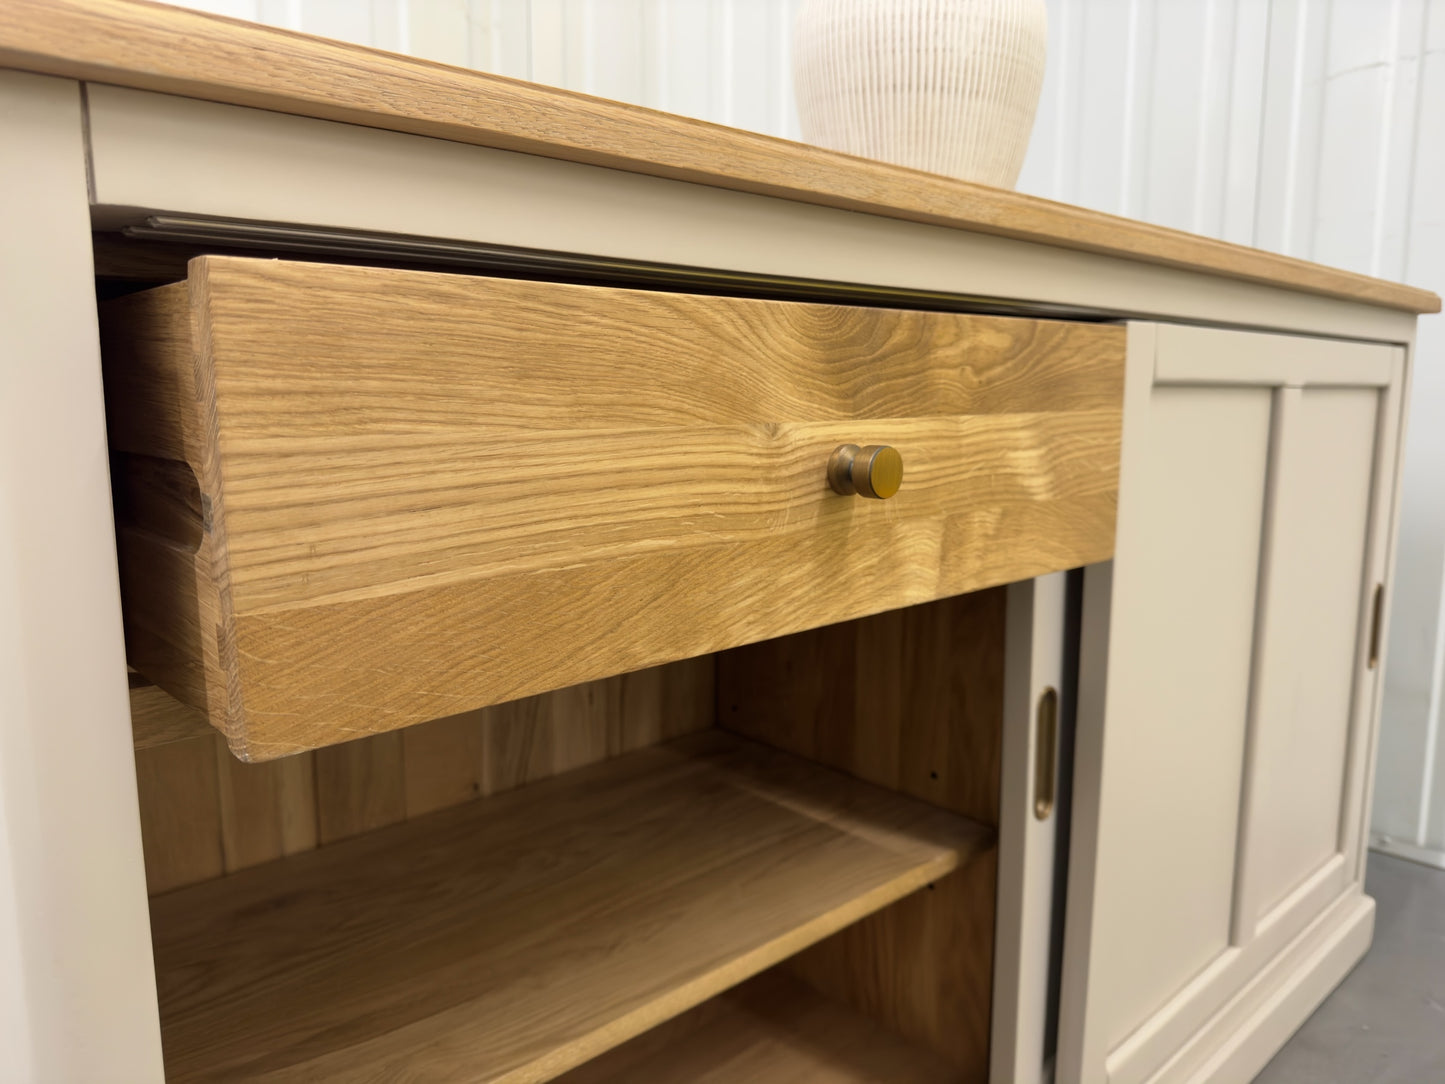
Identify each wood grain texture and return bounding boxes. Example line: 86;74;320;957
149;731;993;1083
2;1;1437;313
102;282;223;714
719;590;1007;826
102;282;227;718
135;732;223;894
554;971;958;1083
129;681;212;749
100;283;199;463
400;707;489;818
719;593;1006;1076
112;523;222;720
214;742;317;870
133;658;712;894
135;727;318;892
101;256;1121;758
789;853;999;1080
314;731;405;844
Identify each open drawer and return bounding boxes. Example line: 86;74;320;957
101;257;1123;758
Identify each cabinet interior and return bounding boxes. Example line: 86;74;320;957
128;592;1006;1082
102;240;1008;1083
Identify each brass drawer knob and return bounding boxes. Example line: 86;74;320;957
827;444;903;499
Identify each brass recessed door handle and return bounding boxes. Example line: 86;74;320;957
827;444;903;499
1368;583;1384;669
1034;686;1059;821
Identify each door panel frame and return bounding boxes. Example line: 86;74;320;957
1058;323;1407;1084
1153;324;1396;387
1230;384;1381;946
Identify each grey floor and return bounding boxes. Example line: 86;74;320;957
1254;852;1445;1083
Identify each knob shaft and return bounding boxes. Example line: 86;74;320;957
828;444;903;500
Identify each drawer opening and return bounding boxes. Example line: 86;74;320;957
130;592;1008;1082
92;215;1120;323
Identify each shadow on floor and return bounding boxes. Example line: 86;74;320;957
1255;852;1445;1083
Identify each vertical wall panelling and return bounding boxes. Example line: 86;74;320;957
1220;0;1269;245
639;0;668;112
1410;0;1445;853
474;0;534;79
170;0;802;135
565;0;594;93
1287;0;1331;259
1251;0;1316;257
1073;0;1139;213
726;1;780;135
1118;0;1148;219
714;0;735;128
590;0;646;105
260;0;303;27
1355;0;1436;852
1190;0;1225;235
408;0;471;65
1372;1;1426;283
1312;0;1397;272
773;0;796;139
161;0;1445;859
1015;0;1070;201
1142;0;1210;232
1376;0;1445;862
299;0;384;49
527;0;568;89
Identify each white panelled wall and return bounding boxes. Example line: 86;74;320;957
175;0;806;138
171;0;1445;862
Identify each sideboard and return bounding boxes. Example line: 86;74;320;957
0;3;1437;1082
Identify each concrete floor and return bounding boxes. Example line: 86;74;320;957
1255;852;1445;1083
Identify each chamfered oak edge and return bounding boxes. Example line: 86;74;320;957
0;0;1436;315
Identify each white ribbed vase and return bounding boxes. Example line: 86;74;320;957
793;0;1047;188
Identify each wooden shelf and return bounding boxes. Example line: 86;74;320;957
150;730;992;1082
556;971;959;1083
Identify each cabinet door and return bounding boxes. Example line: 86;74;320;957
993;572;1072;1084
1056;324;1405;1084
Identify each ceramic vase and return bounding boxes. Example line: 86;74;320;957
793;0;1048;189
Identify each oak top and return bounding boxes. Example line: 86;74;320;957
4;0;1438;314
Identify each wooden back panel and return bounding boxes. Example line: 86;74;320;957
719;590;1005;826
134;657;713;895
718;589;1009;1080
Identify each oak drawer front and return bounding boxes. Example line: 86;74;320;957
102;256;1123;759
